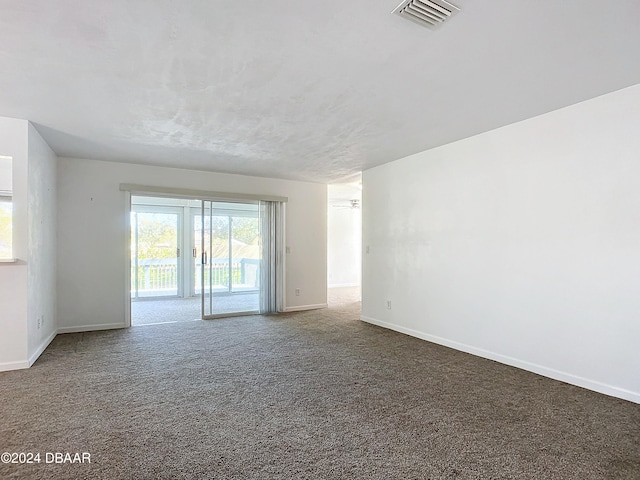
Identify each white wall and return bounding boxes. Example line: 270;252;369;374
327;207;361;287
327;184;361;288
0;117;57;371
27;123;58;362
0;155;12;193
0;265;28;368
57;158;327;331
327;184;362;288
0;117;29;369
362;84;640;404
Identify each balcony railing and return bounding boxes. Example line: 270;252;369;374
131;258;259;297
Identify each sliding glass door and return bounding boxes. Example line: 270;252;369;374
201;200;261;318
130;194;282;321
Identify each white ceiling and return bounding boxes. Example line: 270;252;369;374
1;0;639;184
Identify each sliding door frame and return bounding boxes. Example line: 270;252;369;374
201;199;262;320
130;204;184;300
122;185;287;327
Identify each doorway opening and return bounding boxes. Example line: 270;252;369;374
130;195;263;325
327;180;362;308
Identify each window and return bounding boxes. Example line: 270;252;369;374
0;155;12;259
0;196;13;259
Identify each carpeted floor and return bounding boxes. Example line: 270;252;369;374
0;289;638;479
131;293;260;326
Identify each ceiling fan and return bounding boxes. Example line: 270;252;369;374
331;199;360;209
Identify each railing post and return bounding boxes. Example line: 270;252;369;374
144;265;150;291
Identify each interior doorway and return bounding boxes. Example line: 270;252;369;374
130;195;262;325
327;180;362;308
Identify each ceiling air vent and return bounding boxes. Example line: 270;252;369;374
392;0;459;29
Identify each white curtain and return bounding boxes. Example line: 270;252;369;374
259;201;285;314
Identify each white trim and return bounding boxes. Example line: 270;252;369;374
282;303;328;312
203;310;259;320
133;318;201;327
0;360;30;372
0;258;18;263
125;191;132;327
279;204;287;313
360;315;640;405
328;283;360;288
57;323;127;334
28;330;57;366
119;183;288;203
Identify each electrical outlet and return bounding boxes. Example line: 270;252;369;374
366;245;370;254
387;300;392;310
295;288;300;296
286;246;291;254
37;317;41;329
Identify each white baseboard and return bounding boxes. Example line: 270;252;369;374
1;323;126;372
28;329;58;366
328;283;360;288
0;329;58;372
0;360;30;372
57;322;127;334
360;315;640;405
282;303;328;312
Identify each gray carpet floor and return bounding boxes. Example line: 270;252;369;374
1;289;638;479
131;293;260;326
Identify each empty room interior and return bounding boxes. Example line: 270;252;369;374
0;1;639;479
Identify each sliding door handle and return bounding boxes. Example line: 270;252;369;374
202;251;208;265
192;248;197;258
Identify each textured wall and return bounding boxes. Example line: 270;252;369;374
26;123;58;362
362;84;640;403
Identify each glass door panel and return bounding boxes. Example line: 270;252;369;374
203;202;230;317
201;201;261;318
132;210;180;298
211;213;230;294
231;216;261;294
